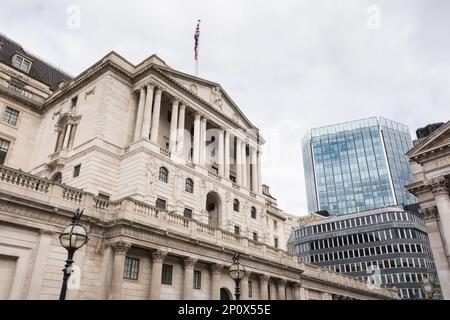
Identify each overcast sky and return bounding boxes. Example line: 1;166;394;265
1;0;449;216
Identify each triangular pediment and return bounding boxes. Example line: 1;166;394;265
407;121;450;158
155;66;256;130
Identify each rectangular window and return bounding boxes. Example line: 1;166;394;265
2;107;20;126
123;257;139;280
161;264;173;285
234;226;240;235
0;138;10;165
273;220;278;230
184;208;193;219
252;232;258;241
193;270;201;289
156;198;167;209
71;96;78;109
73;164;81;177
13;55;32;72
274;237;279;248
248;280;253;298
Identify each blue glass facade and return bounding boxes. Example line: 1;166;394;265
302;117;416;215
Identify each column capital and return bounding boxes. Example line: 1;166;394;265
293;282;302;289
201;117;207;123
111;241;132;254
194;112;202;120
172;97;180;106
428;176;449;195
276;278;287;286
39;229;55;236
146;81;156;89
419;206;438;222
155;87;163;95
243;270;252;279
152;249;167;262
179;103;186;111
183;257;198;269
211;263;223;274
259;274;270;283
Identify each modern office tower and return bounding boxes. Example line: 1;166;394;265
288;206;443;300
302;117;417;216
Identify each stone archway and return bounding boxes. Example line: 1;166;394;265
206;191;221;228
220;287;233;300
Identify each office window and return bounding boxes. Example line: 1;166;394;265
161;264;173;285
248;280;253;298
0;138;11;165
73;164;81;178
123;257;139;280
252;232;258;241
234;226;240;235
193;270;201;289
251;206;257;219
233;199;240;212
2;107;19;126
184;208;193;219
185;178;194;193
13;55;32;72
159;167;169;183
156;198;166;210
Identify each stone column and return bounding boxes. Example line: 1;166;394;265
150;88;162;143
149;250;167;300
183;258;197;300
211;264;223;300
27;230;54;299
177;103;186;156
134;86;146;140
193;113;201;164
259;275;269;300
250;147;258;192
240;271;251;300
62;124;72;149
257;151;262;193
236;137;242;185
224;130;230;179
141;83;154;139
430;176;450;254
277;279;286;300
241;141;247;188
169;98;179;153
110;241;132;300
293;283;302;300
200;117;207;165
218;128;225;176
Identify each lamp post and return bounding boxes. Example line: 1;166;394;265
58;208;88;300
228;253;246;300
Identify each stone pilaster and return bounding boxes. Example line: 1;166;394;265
110;241;132;300
149;249;167;300
210;264;223;300
276;279;287;300
183;257;197;300
259;274;269;300
240;271;252;300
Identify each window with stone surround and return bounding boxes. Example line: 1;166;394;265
159;167;168;183
252;232;258;241
73;164;81;178
2;107;20;126
0;138;10;165
184;208;193;219
234;225;240;235
161;264;173;285
185;178;194;193
193;270;201;290
274;237;279;249
251;206;257;219
123;257;139;280
233;199;239;212
248;280;253;298
156;198;166;210
12;54;32;73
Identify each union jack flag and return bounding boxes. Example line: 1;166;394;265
194;20;200;61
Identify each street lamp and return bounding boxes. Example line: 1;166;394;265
228;253;246;300
58;208;88;300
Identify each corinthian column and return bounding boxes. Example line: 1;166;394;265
149;250;167;300
257;150;262;193
224;130;230;179
241;141;247;188
429;176;450;254
150;88;162;143
134;86;146;140
277;279;286;300
259;274;269;300
200;117;207;165
110;241;132;300
218;128;225;176
193;113;201;164
236;137;242;185
250;147;258;192
169;98;179;153
177;103;186;156
183;258;197;300
141;83;154;139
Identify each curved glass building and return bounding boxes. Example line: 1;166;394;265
288;207;442;299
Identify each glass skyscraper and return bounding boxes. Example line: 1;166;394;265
302;117;416;215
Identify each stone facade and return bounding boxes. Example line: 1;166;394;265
406;121;450;299
0;35;397;300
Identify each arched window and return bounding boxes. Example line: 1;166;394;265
185;178;194;193
251;206;257;219
233;199;240;212
51;171;62;184
159;167;168;183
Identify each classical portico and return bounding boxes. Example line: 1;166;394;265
406;121;450;299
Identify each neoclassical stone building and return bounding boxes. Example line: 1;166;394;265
406;121;450;299
0;34;397;300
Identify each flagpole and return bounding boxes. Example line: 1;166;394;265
195;19;200;77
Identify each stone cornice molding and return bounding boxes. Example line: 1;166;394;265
111;240;132;254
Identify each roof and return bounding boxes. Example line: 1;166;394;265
0;33;72;90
